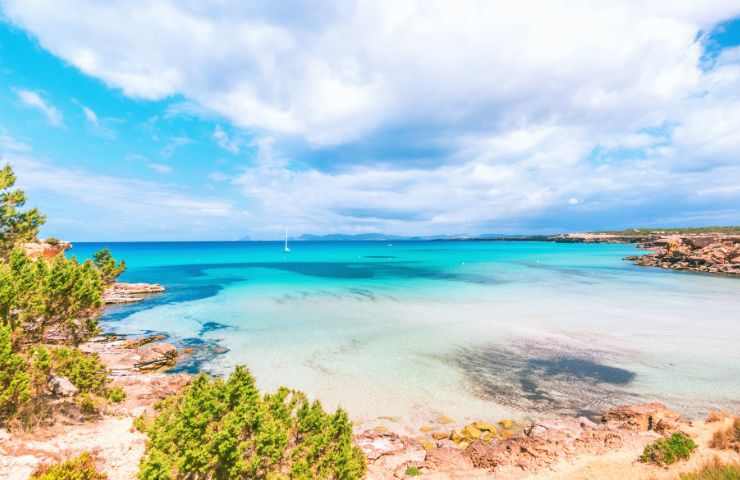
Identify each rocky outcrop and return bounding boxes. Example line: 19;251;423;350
48;376;78;398
601;401;681;433
22;240;71;259
627;235;740;275
134;343;178;372
102;282;165;304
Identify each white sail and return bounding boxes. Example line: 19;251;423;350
284;229;291;252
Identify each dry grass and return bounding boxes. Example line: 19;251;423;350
678;457;740;480
710;418;740;452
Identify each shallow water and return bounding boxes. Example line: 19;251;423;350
71;241;740;422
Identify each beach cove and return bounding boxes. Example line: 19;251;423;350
70;240;740;426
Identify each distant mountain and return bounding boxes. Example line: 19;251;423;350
296;233;411;241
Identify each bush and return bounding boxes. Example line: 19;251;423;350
50;347;109;395
31;452;107;480
0;165;45;258
1;249;105;345
138;366;366;480
405;465;422;476
92;248;125;285
0;324;30;421
107;385;126;403
679;458;740;480
640;432;697;466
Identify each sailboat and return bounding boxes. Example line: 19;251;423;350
284;230;291;253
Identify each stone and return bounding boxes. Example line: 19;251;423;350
419;424;436;433
498;419;514;430
123;335;167;349
462;424;483;439
135;343;178;371
473;421;498;434
22;240;71;259
602;402;681;432
432;431;450;440
49;375;78;397
103;282;166;304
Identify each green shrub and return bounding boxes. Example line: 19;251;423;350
50;347;109;395
92;248;125;285
107;386;126;403
45;237;60;246
31;452;106;480
138;366;366;480
1;249;105;345
0;324;30;421
405;465;422;476
76;393;105;416
0;165;45;258
679;458;740;480
640;432;697;466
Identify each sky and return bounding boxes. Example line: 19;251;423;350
0;2;740;241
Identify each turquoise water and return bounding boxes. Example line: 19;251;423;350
70;241;740;423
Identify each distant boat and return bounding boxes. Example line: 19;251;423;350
284;230;291;253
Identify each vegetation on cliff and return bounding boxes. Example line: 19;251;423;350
137;366;366;480
0;165;124;428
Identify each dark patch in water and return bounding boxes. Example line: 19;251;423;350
527;357;635;385
199;321;231;335
444;340;639;417
169;337;230;374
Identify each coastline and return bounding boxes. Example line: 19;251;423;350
3;241;738;478
3;332;738;479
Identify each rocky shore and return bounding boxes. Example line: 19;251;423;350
555;231;740;276
1;332;738;479
626;235;740;275
102;282;166;304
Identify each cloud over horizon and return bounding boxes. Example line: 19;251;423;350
1;1;740;238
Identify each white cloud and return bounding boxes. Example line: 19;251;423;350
0;130;31;153
2;2;740;235
16;89;63;126
212;125;240;154
4;1;739;146
148;163;172;174
81;105;98;125
3;151;238;239
161;136;192;158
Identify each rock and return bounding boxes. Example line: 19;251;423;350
424;447;474;470
123;335;167;349
134;343;177;371
432;431;449;440
462;424;483;439
630;235;740;276
498;419;514;430
602;402;681;432
103;282;165;304
419;424;436;433
22;240;71;259
472;421;498;434
49;375;78;397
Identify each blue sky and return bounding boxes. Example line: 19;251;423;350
1;2;740;241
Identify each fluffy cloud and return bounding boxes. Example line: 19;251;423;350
2;1;740;236
16;89;63;126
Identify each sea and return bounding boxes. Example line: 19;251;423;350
69;240;740;423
